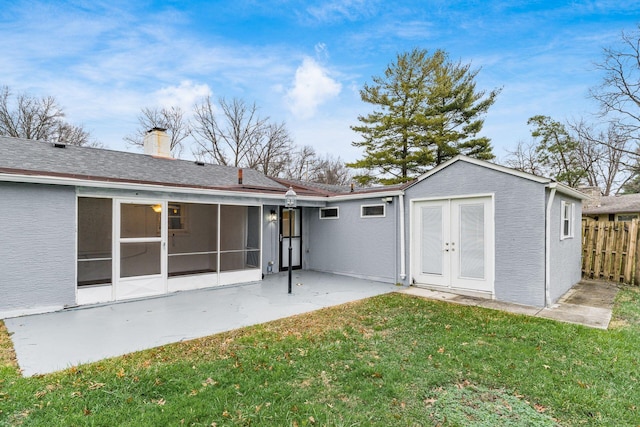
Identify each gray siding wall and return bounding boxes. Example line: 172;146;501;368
404;161;548;307
306;198;397;283
549;192;583;303
0;182;76;315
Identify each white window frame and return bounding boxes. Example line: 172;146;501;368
319;207;339;220
561;201;574;240
361;203;386;218
167;202;188;233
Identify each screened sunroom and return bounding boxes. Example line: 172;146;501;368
77;197;262;305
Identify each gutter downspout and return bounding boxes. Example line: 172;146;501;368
399;192;406;281
545;185;556;307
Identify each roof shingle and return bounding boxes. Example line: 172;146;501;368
0;135;287;191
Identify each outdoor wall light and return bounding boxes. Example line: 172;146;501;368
151;204;162;213
381;197;393;204
269;209;277;222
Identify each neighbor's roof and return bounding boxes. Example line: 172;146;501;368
582;193;640;215
0;135;287;193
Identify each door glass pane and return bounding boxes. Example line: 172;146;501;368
421;206;443;275
459;204;485;279
281;237;302;266
121;204;160;238
120;242;161;278
282;209;300;237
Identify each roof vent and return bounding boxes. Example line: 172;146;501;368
52;142;66;149
195;160;205;166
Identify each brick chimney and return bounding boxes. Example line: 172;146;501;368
579;186;602;209
143;127;172;159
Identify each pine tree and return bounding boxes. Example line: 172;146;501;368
348;48;500;185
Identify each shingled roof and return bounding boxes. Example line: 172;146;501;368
582;193;640;215
0;135;287;192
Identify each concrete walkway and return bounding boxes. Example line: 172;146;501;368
5;272;399;377
400;279;619;330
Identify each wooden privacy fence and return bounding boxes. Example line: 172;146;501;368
582;219;640;284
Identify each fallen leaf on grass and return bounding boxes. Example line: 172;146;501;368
534;403;548;413
202;377;218;387
88;382;105;390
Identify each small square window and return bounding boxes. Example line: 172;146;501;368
319;207;339;219
561;201;574;240
361;204;385;218
168;203;187;231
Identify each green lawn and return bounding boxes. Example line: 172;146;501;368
1;287;639;426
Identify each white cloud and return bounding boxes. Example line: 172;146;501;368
154;80;212;111
315;43;329;59
286;58;342;119
306;0;376;23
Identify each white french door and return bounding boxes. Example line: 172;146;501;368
114;200;167;300
412;196;494;294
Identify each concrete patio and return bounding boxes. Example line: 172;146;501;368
5;274;619;377
5;271;399;377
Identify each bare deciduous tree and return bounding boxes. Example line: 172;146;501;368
503;140;547;177
568;119;633;195
54;122;93;147
284;145;319;181
193;97;268;167
0;85;94;146
283;145;351;185
313;154;352;185
590;26;640;142
504;117;633;195
124;106;190;156
245;122;292;177
192;97;300;179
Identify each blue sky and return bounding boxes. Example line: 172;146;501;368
1;0;639;162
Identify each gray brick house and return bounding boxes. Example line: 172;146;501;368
0;130;586;317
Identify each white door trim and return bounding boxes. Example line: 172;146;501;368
410;195;495;296
114;198;167;300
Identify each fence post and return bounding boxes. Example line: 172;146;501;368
625;219;638;283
